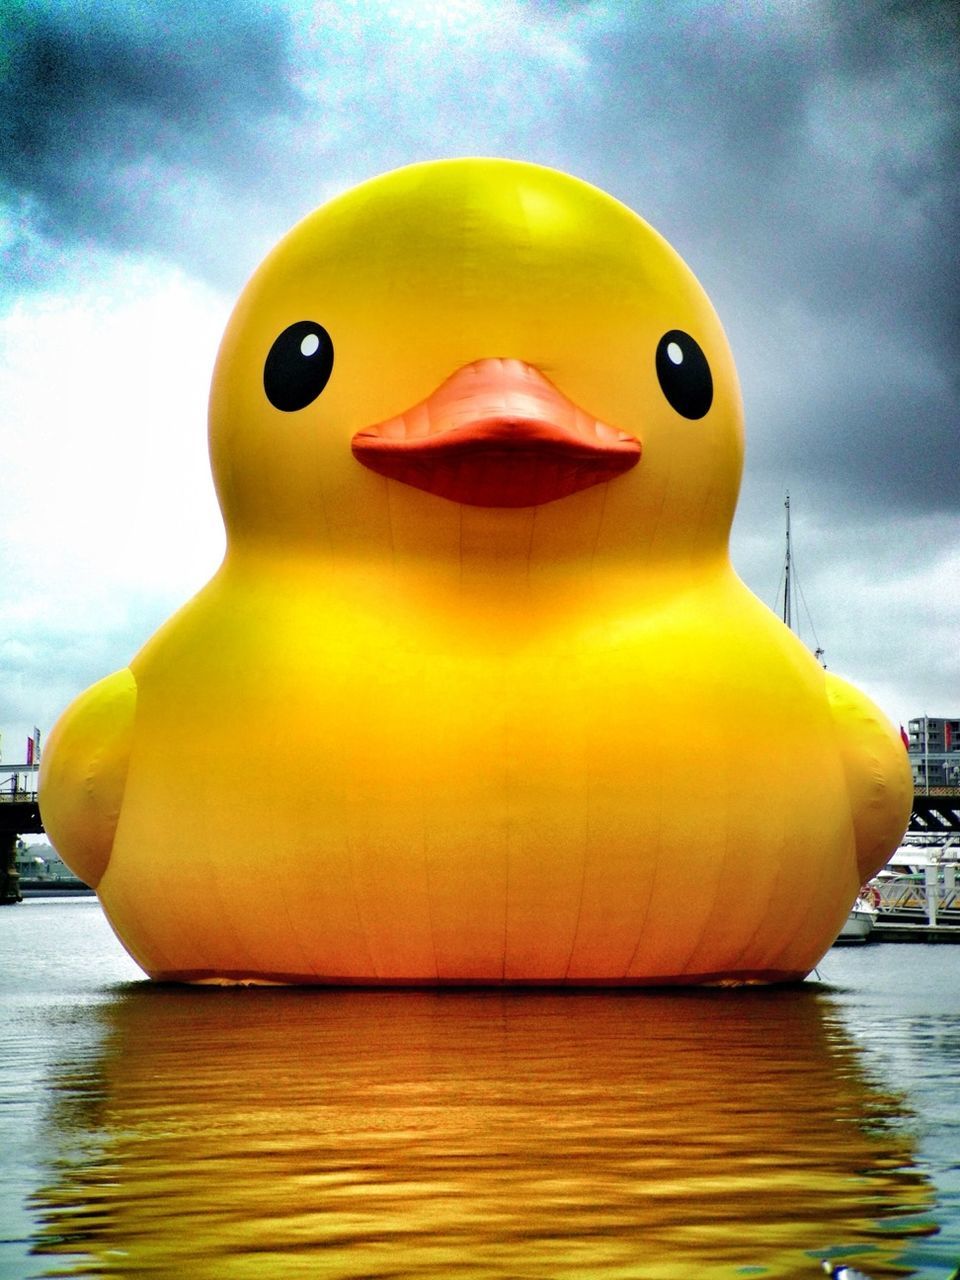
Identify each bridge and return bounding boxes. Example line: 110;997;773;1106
909;794;960;833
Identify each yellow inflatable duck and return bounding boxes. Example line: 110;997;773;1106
39;159;912;985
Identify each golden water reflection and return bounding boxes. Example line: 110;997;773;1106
31;987;936;1278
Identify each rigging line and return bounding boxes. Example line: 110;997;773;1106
783;491;792;630
787;526;826;663
773;563;786;620
777;492;826;666
794;571;824;662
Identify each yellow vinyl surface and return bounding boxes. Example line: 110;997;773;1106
39;159;912;984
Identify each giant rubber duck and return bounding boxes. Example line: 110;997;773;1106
39;159;912;985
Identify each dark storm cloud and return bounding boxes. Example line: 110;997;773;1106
0;0;597;289
572;2;958;519
0;0;300;284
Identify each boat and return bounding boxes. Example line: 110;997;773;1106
834;893;878;945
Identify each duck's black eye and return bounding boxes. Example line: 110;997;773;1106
655;330;713;419
264;321;334;411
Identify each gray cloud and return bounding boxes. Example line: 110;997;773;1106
2;0;954;512
0;1;607;290
565;3;958;520
0;602;177;740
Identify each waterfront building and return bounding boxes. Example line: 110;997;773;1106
908;716;960;791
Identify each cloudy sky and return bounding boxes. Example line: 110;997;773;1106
1;0;957;767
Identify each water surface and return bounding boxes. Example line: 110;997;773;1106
2;898;959;1278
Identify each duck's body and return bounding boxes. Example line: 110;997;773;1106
40;159;911;984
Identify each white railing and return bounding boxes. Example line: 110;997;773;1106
871;866;960;927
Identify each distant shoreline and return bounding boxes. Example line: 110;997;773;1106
19;881;94;897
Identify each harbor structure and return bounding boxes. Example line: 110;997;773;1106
0;764;42;903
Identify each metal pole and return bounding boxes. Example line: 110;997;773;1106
782;493;792;630
924;863;938;926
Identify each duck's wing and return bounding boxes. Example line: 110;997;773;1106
825;671;913;883
38;668;137;889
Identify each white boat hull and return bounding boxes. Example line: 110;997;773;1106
833;902;876;945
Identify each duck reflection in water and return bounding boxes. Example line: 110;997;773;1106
30;986;937;1279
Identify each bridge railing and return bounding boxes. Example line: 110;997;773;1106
0;771;39;801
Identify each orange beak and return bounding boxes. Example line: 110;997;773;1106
351;358;641;507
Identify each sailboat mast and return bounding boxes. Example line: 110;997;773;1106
782;492;792;630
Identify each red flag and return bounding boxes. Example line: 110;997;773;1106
900;724;909;750
947;723;953;751
26;736;34;765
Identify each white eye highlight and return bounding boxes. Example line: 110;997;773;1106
666;342;683;365
300;333;321;357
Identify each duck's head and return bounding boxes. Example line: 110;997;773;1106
210;159;743;576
